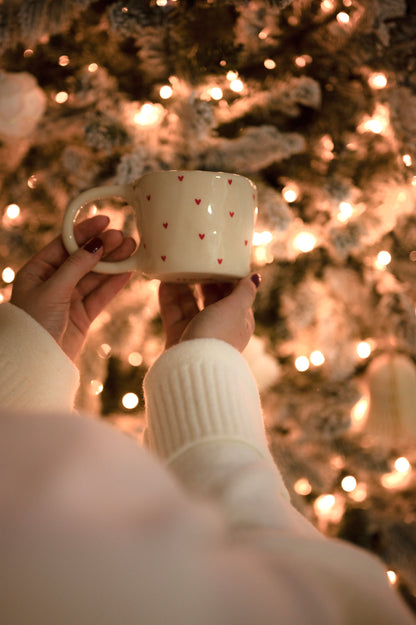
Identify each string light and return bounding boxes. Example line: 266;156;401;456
295;355;310;372
350;397;369;429
310;350;325;366
122;392;139;410
55;91;69;104
293;231;317;253
159;85;173;99
23;49;33;58
2;267;15;283
394;457;411;473
349;483;367;502
98;343;112;358
341;475;357;492
282;183;300;203
90;379;104;395
88;63;99;73
337;201;353;222
358;104;390;135
230;78;244;93
5;204;20;220
209;87;223;100
387;570;397;585
133;103;164;126
368;72;387;89
356;340;372;359
264;59;276;70
376;250;392;267
313;494;344;524
27;175;38;189
295;55;312;68
58;55;70;67
320;0;335;12
336;11;350;24
252;231;272;246
128;352;143;367
403;154;412;167
258;29;269;40
294;478;312;496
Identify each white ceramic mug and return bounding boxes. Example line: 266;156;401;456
62;170;258;283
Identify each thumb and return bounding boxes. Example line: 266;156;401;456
47;237;104;296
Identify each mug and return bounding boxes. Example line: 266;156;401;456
62;170;258;283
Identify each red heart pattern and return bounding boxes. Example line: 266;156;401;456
178;175;184;181
142;183;252;270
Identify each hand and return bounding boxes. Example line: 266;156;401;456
10;215;136;362
158;274;260;353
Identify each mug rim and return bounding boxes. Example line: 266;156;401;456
134;169;255;185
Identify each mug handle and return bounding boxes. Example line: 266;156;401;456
62;184;140;274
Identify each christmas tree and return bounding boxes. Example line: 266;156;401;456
1;0;416;613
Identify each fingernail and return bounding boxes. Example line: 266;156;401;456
250;273;261;288
84;237;103;254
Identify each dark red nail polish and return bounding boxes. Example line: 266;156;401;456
84;237;103;254
251;273;261;288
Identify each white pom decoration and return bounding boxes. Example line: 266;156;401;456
0;71;47;139
364;352;416;444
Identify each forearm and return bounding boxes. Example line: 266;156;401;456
0;303;79;412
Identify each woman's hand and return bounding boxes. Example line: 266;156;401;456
158;274;260;353
10;215;136;362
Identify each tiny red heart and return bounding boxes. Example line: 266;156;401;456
229;211;235;217
217;258;223;264
228;179;232;185
195;198;201;205
161;255;166;262
143;243;147;249
178;175;184;181
146;194;151;201
244;240;248;246
199;233;205;240
163;222;168;228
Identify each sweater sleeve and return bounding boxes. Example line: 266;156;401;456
143;338;416;625
0;303;79;412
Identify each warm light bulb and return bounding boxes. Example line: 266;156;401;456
210;87;223;100
394;457;411;473
293;231;317;253
336;11;350;24
134;103;164;126
5;204;20;220
295;356;310;372
230;78;244;93
356;341;372;359
350;397;369;428
282;183;299;203
310;350;325;366
337;201;353;222
2;267;15;283
58;55;70;67
294;478;312;496
341;475;357;492
55;91;69;104
122;392;139;410
90;379;104;395
403;154;412;167
387;570;397;585
252;231;272;246
368;72;387;89
128;352;143;367
264;59;276;70
159;85;173;99
226;71;238;81
376;250;392;267
88;63;99;73
321;0;335;12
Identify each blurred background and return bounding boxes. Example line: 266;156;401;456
0;0;415;614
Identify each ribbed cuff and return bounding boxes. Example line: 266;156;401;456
0;303;79;412
143;339;271;463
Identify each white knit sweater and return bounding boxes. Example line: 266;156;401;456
0;302;414;625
